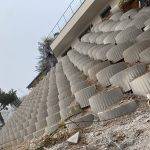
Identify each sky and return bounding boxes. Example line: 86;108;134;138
0;0;72;97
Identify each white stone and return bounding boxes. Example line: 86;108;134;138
67;132;80;144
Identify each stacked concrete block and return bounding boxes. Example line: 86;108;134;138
120;9;138;20
34;74;50;138
56;62;79;121
106;42;133;63
98;100;137;121
103;31;120;44
96;62;128;87
89;33;102;44
136;30;150;42
101;21;119;32
130;72;150;97
110;63;147;92
89;87;123;114
65;113;94;131
126;14;150;29
115;26;142;44
89;45;105;59
115;19;132;31
109;11;123;21
123;40;150;64
94;44;115;61
95;32;112;44
139;47;150;64
88;61;111;81
74;85;97;108
2;6;150;149
45;68;61;135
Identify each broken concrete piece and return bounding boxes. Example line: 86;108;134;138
67;132;80;144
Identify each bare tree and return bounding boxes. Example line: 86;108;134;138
36;37;58;73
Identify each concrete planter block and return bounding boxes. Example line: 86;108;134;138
57;85;71;95
130;72;150;97
24;134;34;141
47;104;60;115
46;113;61;127
60;104;82;120
98;100;137;121
133;11;150;19
58;90;72;101
89;33;102;43
33;129;45;139
94;44;115;61
57;85;71;94
47;97;59;105
120;9;138;21
71;81;89;94
115;19;132;31
123;40;150;64
35;119;47;131
89;87;123;113
23;121;29;128
27;125;36;135
67;71;84;81
101;21;118;32
45;124;59;135
95;32;112;44
81;33;91;43
70;74;87;86
110;11;123;21
37;114;48;122
103;31;120;44
83;60;101;75
106;42;133;62
136;30;150;42
59;96;74;109
98;20;112;31
78;59;91;71
75;85;97;108
96;62;128;87
91;24;99;33
20;129;27;138
66;113;94;131
28;118;37;125
82;44;95;56
139;47;150;64
144;17;150;26
17;124;24;130
88;61;111;81
115;26;142;44
127;14;149;29
110;63;147;92
88;45;102;58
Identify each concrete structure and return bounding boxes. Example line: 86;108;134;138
0;0;150;149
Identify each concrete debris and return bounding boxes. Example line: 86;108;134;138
67;132;80;144
147;94;150;100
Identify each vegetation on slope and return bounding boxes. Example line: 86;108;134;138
36;37;58;73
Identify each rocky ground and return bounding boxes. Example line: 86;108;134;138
47;98;150;150
18;96;150;150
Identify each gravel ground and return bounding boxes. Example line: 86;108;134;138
27;96;150;150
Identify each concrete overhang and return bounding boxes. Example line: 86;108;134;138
50;0;111;57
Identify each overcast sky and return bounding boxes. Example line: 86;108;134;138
0;0;72;97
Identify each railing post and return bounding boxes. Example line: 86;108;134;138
63;14;67;24
49;0;85;38
70;5;74;14
57;24;61;32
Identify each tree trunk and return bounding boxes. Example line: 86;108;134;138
0;112;5;126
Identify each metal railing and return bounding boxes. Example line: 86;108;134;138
48;0;86;38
